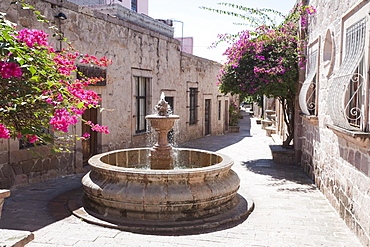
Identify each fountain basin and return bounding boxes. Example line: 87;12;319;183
82;148;240;222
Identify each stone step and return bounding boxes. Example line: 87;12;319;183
269;144;295;165
261;119;273;130
265;126;276;137
265;110;276;115
0;229;34;247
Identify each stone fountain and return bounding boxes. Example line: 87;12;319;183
146;93;179;170
76;93;253;233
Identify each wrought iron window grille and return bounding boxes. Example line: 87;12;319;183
189;88;198;125
135;77;150;133
328;18;367;131
299;50;318;116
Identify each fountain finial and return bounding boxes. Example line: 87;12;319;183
155;92;170;116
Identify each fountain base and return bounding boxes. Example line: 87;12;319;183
78;148;253;232
68;188;253;234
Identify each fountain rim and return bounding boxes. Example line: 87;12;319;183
88;147;233;175
145;114;180;119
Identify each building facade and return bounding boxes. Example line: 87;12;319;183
0;0;231;189
68;0;148;14
297;0;370;245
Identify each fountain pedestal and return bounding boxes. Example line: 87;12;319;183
150;147;173;170
146;116;179;170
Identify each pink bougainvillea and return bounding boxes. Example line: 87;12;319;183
0;61;22;78
217;4;315;147
86;121;110;134
26;135;38;143
82;132;90;138
0;124;10;139
16;28;49;48
49;108;79;133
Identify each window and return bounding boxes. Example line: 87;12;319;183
328;18;367;130
299;50;318;116
346;58;365;128
189;88;198;125
77;65;107;86
218;100;221;121
135;77;149;133
19;127;49;149
131;0;137;12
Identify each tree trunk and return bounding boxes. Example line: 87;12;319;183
279;97;295;148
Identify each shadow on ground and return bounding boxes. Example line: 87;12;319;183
179;112;252;152
0;174;84;232
241;159;316;193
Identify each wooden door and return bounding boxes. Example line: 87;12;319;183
224;100;229;132
82;108;98;166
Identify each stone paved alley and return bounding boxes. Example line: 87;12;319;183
0;110;363;246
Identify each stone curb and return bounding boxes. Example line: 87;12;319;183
0;229;34;247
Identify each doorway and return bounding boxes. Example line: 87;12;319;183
82;107;98;166
205;99;211;135
224;100;229;132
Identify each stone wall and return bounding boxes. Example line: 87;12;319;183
0;139;78;189
297;0;370;245
0;0;227;188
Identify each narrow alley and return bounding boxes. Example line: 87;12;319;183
0;110;362;247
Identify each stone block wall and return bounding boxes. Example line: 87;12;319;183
297;0;370;245
0;139;78;189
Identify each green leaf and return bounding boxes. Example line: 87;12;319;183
28;66;36;76
20;129;36;135
30;76;40;82
77;102;85;109
21;3;35;10
32;86;41;92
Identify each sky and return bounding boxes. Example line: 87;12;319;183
149;0;297;63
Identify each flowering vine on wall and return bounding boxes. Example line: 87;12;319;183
0;2;111;152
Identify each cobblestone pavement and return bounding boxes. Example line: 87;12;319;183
0;111;363;247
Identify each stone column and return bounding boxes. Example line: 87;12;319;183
147;117;178;170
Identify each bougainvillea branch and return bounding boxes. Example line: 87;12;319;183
206;3;315;147
0;2;112;152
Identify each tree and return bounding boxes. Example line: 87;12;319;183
202;3;315;147
0;2;111;152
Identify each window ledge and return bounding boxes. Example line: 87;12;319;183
327;124;370;148
133;131;149;137
300;114;318;125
